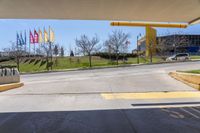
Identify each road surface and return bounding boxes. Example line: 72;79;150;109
0;62;200;133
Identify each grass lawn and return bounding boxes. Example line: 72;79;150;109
190;55;200;60
0;56;164;73
184;70;200;74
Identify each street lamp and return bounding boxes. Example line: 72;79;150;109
137;33;142;64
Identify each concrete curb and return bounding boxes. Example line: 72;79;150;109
21;60;200;75
0;82;24;92
169;72;200;90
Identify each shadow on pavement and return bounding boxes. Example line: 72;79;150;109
0;106;200;133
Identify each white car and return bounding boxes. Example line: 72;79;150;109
166;53;190;62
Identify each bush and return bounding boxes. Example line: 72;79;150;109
92;52;137;60
0;57;15;63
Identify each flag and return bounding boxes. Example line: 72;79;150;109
30;31;34;44
16;32;21;45
38;29;43;43
24;30;27;45
20;32;25;45
49;27;55;42
34;30;39;43
44;28;48;43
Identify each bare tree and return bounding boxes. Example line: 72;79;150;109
75;35;100;67
53;44;59;66
104;40;113;62
120;40;130;63
157;32;189;59
105;30;130;65
40;43;53;71
53;44;59;57
60;46;65;57
3;41;25;71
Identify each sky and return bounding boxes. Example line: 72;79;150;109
0;19;200;54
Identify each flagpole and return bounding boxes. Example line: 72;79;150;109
49;26;53;70
29;30;31;57
24;30;27;54
38;28;40;56
34;29;36;56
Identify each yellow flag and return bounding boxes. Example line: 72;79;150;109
39;29;43;43
44;28;49;43
49;27;55;42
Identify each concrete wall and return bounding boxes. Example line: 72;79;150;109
0;68;20;85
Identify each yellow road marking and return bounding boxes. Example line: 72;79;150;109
101;92;200;100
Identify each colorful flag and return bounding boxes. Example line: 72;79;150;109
30;31;34;44
49;27;55;42
38;29;43;43
24;30;27;45
16;32;21;45
20;32;25;45
44;28;49;43
34;30;39;43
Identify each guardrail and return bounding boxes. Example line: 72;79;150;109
0;65;20;85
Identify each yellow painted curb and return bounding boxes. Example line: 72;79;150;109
169;72;200;90
101;91;200;100
0;82;24;92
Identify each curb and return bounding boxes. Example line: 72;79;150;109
169;72;200;91
0;82;24;92
20;60;200;75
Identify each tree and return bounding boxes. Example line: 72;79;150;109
70;50;74;57
105;30;130;65
60;46;65;57
53;44;59;66
40;43;53;71
157;32;189;59
75;35;100;67
3;41;25;71
53;44;59;56
104;40;113;62
121;40;130;63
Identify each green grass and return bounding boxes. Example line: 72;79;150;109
184;70;200;74
0;56;164;73
190;56;200;60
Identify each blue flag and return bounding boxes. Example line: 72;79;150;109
16;33;22;46
20;32;25;45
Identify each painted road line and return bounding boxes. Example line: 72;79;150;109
190;107;200;114
101;91;200;100
180;108;200;119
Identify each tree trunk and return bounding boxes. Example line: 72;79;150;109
16;56;20;72
149;49;153;63
116;53;119;65
46;56;49;71
89;54;92;67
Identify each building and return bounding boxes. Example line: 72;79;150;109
137;34;200;55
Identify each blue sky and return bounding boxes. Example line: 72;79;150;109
0;19;200;54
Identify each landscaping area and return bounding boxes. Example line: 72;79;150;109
0;55;199;73
184;70;200;74
0;56;163;73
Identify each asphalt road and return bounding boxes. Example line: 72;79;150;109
0;62;200;133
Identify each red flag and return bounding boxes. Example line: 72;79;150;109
34;30;39;43
30;31;34;44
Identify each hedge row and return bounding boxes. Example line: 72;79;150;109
92;52;137;60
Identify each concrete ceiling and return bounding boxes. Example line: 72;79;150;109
0;0;200;23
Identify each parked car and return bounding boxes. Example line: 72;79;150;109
166;53;190;62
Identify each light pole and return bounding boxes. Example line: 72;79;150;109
137;33;142;64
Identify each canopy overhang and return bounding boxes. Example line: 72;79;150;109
0;0;200;24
